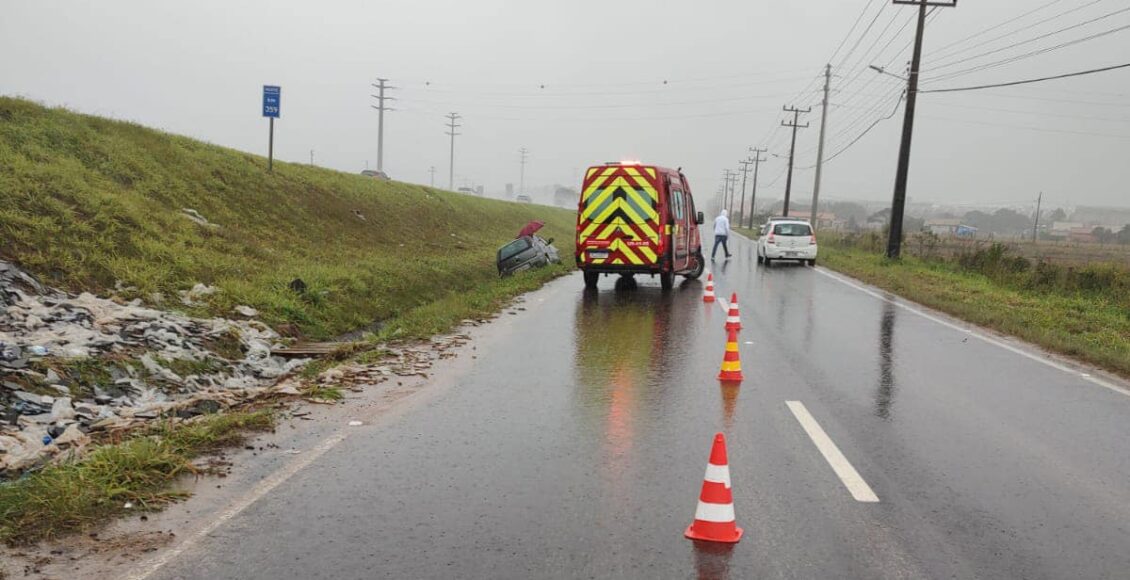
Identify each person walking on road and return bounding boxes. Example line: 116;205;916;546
712;209;732;260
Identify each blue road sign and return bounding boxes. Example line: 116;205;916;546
262;85;281;118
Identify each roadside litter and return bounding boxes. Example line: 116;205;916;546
0;259;309;474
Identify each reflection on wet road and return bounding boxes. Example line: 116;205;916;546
149;234;1130;580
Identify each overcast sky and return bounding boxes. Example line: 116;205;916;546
3;0;1128;210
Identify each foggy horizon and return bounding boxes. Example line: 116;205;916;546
3;0;1128;211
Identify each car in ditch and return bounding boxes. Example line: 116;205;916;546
497;221;561;277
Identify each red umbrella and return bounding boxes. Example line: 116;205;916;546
517;220;545;238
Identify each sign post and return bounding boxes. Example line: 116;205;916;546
262;85;281;171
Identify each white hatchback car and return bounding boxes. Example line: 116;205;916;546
757;219;818;266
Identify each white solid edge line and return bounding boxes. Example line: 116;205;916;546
122;431;350;580
786;400;880;503
811;266;1130;399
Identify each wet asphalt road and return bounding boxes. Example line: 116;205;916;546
149;234;1130;580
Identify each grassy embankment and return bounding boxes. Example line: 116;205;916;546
0;97;577;544
0;96;577;340
0;411;274;544
809;231;1130;378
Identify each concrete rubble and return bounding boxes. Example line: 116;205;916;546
0;259;309;475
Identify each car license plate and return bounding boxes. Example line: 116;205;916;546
588;250;609;260
785;251;799;257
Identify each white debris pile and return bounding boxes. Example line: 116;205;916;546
0;260;308;475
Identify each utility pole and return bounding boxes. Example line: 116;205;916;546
445;113;462;190
781;105;811;217
724;170;739;216
888;0;958;258
747;147;767;228
371;78;396;174
1032;191;1043;242
428;166;437;188
811;64;832;227
518;147;529;195
737;159;753;226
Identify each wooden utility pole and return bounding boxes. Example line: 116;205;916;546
887;0;958;258
747;147;767;229
781;106;810;217
1032;191;1043;242
737;158;753;226
811;64;832;227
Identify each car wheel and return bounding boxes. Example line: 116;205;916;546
757;254;764;264
807;259;816;267
764;258;773;267
660;270;675;290
583;271;599;289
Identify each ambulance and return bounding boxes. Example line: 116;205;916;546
575;162;705;289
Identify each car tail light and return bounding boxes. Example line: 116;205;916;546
810;234;817;245
767;233;776;244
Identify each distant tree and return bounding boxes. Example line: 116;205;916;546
905;216;926;232
1092;227;1114;245
1118;224;1130;245
847;215;859;232
868;208;892;224
992;208;1032;236
1048;208;1068;223
962;210;993;230
826;201;869;222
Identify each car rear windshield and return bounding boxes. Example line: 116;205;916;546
499;238;532;261
773;223;813;236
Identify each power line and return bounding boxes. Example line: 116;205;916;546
929;0;1074;56
925;23;1130;83
837;2;891;69
921;61;1130;93
926;5;1130;73
829;0;884;64
801;92;904;169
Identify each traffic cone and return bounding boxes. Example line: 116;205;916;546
702;274;715;303
717;328;744;382
724;293;742;331
685;433;743;544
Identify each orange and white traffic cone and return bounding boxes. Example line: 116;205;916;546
703;274;716;303
724;293;741;331
685;433;743;544
717;328;744;382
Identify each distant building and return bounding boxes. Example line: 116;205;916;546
1068;227;1098;243
924;218;961;236
1051;222;1084;239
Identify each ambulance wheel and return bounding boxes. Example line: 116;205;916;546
660;270;675;290
583;271;599;289
685;251;705;280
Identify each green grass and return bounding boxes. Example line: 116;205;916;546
0;411;274;545
0;96;577;339
817;241;1130;378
